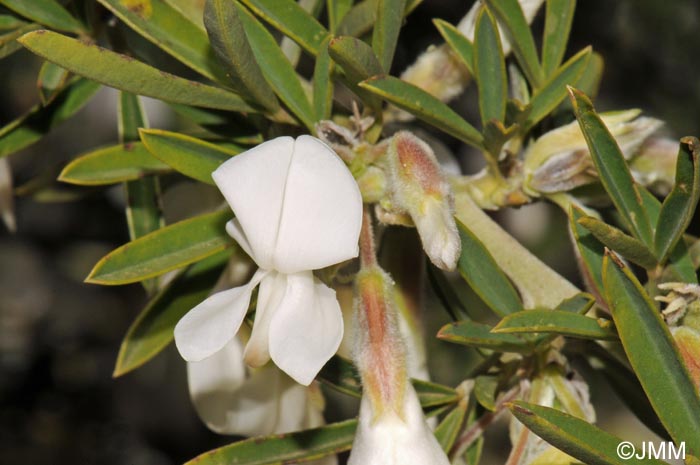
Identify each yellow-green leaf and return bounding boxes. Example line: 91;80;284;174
474;6;507;125
493;309;617;341
577;215;658;269
18;30;255;113
37;60;69;105
541;0;576;76
86;209;234;285
438;320;536;353
0;0;84;34
372;0;405;71
434;19;474;75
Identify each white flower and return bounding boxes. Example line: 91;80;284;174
174;135;363;386
187;335;328;436
348;384;450;465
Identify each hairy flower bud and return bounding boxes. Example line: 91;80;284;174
385;131;461;271
523;110;663;196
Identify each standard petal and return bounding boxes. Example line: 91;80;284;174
175;269;267;362
269;271;344;385
244;271;287;367
212;137;294;270
274;135;362;273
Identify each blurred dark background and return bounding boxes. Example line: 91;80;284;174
1;1;699;464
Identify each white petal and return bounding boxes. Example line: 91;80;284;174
212;137;295;270
244;271;287;367
225;219;255;259
175;269;267;362
269;271;344;385
273;136;362;274
347;385;450;465
187;337;248;434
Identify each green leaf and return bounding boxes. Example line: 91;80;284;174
96;0;227;83
483;0;542;87
655;137;700;262
113;250;231;377
0;0;84;33
474;6;506;125
474;375;498;411
509;401;668;465
372;0;405;71
37;61;69;105
18;31;255;113
139;129;240;184
0;77;100;159
59;143;170;185
603;252;700;454
526;46;591;130
328;35;383;112
336;0;421;37
312;36;334;121
434;19;474;74
204;0;279;113
456;219;522;316
359;75;483;149
184;420;356;465
541;0;576;76
0;22;39;59
555;292;595;313
413;379;460;407
493;309;617;341
86;209;234;285
239;0;329;55
435;402;468;453
569;206;605;298
119;92;164;295
0;14;27;31
587;343;670;441
438;320;536;353
569;87;654;245
326;0;353;32
577;216;658;269
236;3;315;130
426;261;469;321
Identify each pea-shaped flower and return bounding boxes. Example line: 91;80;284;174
174;136;363;386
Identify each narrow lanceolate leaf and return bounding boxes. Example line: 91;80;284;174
37;61;69;105
328;35;383;112
1;22;40;59
509;401;668;465
86;209;234;285
0;14;27;31
569;87;653;245
435;402;468;453
360;76;483;149
569;206;604;297
113;250;231;377
542;0;576;76
483;0;543;87
526;47;591;129
474;7;506;125
413;379;460;407
0;0;84;34
372;0;406;71
493;310;617;341
313;36;334;121
139;129;239;184
240;0;330;55
336;0;421;37
236;3;315;130
119;93;164;296
655;137;700;262
204;0;279;113
556;292;595;313
438;321;536;353
18;31;255;113
0;77;99;159
457;219;522;316
184;420;356;465
59;143;170;185
578;216;657;269
603;252;700;455
433;19;474;74
326;0;353;32
474;375;498;411
96;0;227;83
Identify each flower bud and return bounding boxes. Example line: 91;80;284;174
523;111;663;196
386;131;461;271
